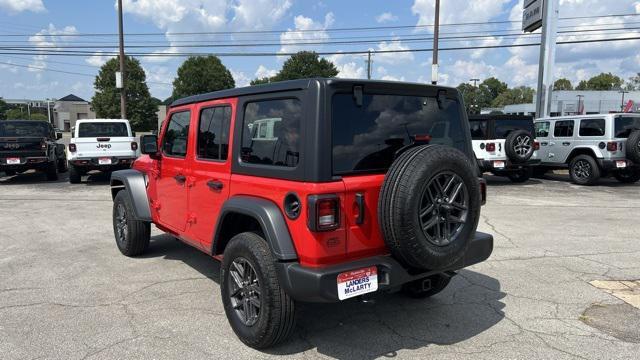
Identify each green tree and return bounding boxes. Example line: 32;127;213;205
625;73;640;91
250;77;272;86
276;51;338;81
553;78;573;90
575;72;623;91
29;113;48;121
491;86;535;107
5;108;25;119
457;83;492;114
172;56;235;99
481;77;508;101
92;56;157;131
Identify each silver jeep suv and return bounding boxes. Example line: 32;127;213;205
533;113;640;185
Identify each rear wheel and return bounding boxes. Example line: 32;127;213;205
569;155;600;185
613;168;640;183
402;273;453;298
68;163;82;184
45;161;58;181
112;190;150;256
221;232;296;349
507;167;532;183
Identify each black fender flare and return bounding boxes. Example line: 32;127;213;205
110;169;152;221
213;196;298;261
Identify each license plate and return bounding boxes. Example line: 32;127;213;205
6;157;20;165
337;266;378;300
493;160;505;169
616;161;627;168
98;157;112;165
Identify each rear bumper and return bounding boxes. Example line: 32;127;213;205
275;231;493;303
0;156;50;172
598;159;639;171
69;156;136;171
478;159;540;173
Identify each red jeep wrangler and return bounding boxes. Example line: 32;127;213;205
110;79;493;349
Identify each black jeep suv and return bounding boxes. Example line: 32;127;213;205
0;120;68;180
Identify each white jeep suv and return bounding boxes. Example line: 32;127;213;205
67;119;138;183
533;113;640;185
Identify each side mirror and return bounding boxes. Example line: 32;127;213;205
140;134;159;157
56;133;62;140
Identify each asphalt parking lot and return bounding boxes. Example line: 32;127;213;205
1;171;639;359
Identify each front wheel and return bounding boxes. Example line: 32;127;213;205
221;232;296;349
569;155;600;185
507;167;532;183
112;190;150;256
613;168;640;183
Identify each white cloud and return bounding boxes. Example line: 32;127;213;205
376;12;398;23
255;65;277;79
412;0;511;29
28;24;78;72
85;52;115;67
231;0;292;30
279;13;334;55
230;69;250;87
326;53;366;79
0;0;45;13
374;39;414;65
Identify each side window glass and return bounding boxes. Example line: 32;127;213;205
197;105;231;161
535;121;550;137
162;111;191;157
579;119;605;137
469;120;488;140
241;98;301;167
554;120;574;137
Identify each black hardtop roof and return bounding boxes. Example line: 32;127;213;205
468;114;534;121
170;78;458;108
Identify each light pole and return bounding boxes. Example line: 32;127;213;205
431;0;440;85
46;98;52;124
117;0;127;120
619;90;629;112
470;78;480;114
576;95;584;115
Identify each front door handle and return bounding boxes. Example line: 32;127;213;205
548;142;556;146
174;174;186;184
541;142;548;146
562;142;571;146
207;180;224;191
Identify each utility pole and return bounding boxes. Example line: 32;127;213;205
576;95;584;115
431;0;440;85
46;98;51;124
535;0;559;118
117;0;127;120
366;50;372;80
619;90;629;112
470;78;480;87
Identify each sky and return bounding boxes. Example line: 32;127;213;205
0;0;639;102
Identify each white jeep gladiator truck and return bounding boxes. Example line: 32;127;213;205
67;119;138;183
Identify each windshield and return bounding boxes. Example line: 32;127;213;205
331;93;467;175
78;122;128;138
0;121;50;137
614;116;640;138
494;119;534;138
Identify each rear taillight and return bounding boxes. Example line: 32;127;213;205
68;143;77;152
607;142;617;152
308;195;340;231
486;142;496;152
131;141;138;151
533;141;540;150
40;142;47;150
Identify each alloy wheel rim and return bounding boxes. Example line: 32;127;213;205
514;135;532;157
574;160;591;179
228;257;261;326
115;203;128;244
418;171;469;247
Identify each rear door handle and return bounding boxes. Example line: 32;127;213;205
207;180;224;191
562;142;571;146
174;174;186;184
541;142;548;146
355;193;365;225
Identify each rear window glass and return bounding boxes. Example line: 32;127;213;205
0;121;50;137
554;120;574;137
78;122;128;137
579;118;605;137
469;120;488;140
614;116;640;138
198;106;231;161
535;121;550;137
332;93;466;175
494;119;534;138
241;98;301;167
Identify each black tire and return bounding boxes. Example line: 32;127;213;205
626;130;640;164
613;168;640;183
569;155;601;185
45;161;58;181
112;190;150;256
221;232;296;349
379;145;481;270
505;130;534;163
507;167;533;183
57;157;68;173
3;170;16;177
68;163;82;184
532;167;549;178
402;273;452;299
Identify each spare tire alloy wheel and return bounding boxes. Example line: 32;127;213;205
505;130;534;163
227;257;261;327
626;130;640;164
419;171;468;247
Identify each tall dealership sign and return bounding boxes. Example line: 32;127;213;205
524;0;559;118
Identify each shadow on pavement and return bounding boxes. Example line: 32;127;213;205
142;234;505;359
0;170;68;185
483;174;543;186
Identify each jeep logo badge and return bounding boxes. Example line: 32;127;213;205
4;143;20;149
97;144;112;149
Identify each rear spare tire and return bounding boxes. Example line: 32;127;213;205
626;130;640;164
378;145;481;270
505;130;534;163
